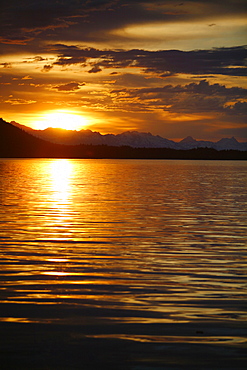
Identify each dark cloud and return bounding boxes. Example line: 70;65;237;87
51;45;247;77
225;101;247;115
1;1;246;46
42;65;53;72
23;56;48;63
131;80;247;97
34;56;46;62
0;0;121;46
0;0;84;44
54;57;87;66
169;95;225;114
1;63;12;68
132;47;247;77
0;35;33;45
109;80;247;115
53;82;85;91
88;66;102;73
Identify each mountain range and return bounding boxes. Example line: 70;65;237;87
1;119;246;159
11;121;247;151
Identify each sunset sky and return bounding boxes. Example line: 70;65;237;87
0;0;246;141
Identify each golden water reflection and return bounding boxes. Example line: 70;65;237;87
0;159;246;351
49;159;73;205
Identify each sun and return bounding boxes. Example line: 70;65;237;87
33;110;89;131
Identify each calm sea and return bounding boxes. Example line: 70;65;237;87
0;159;246;369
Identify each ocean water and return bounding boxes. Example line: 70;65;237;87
0;158;246;369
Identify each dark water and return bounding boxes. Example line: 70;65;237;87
0;159;246;369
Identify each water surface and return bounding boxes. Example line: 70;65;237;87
0;159;246;369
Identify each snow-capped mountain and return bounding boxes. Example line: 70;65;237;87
213;137;244;151
179;136;214;149
11;122;247;151
179;136;247;151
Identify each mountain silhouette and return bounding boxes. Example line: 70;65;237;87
1;119;246;159
0;118;80;158
11;121;247;151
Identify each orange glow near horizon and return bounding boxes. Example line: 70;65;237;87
32;110;90;131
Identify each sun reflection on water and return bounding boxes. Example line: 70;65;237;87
41;159;77;237
49;159;73;205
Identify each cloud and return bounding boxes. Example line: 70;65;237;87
88;66;102;73
51;45;247;77
23;56;48;63
133;80;247;97
1;1;246;47
42;65;53;72
0;0;82;45
34;56;46;62
4;98;36;105
109;80;247;115
22;76;32;80
1;63;12;68
53;82;85;91
53;57;87;66
225;101;247;115
0;36;33;45
0;0;125;47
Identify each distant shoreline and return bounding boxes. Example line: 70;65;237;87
1;145;247;160
1;148;247;161
1;119;247;160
